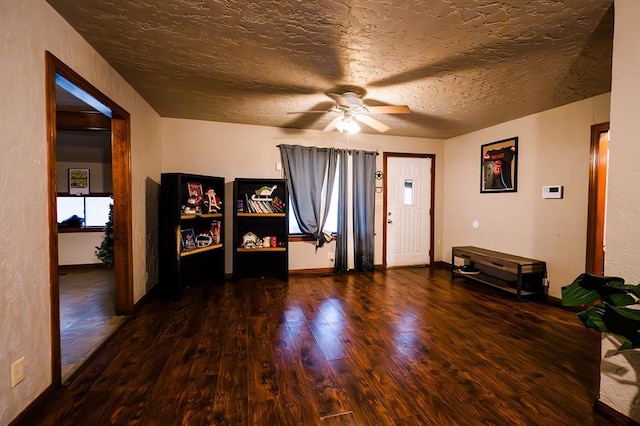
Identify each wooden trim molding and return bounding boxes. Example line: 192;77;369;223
586;122;609;275
111;118;134;314
45;51;133;391
56;111;110;131
594;399;640;425
58;227;105;233
45;51;62;387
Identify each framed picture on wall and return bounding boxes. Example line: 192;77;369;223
480;137;518;193
69;168;90;195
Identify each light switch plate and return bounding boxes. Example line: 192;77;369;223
11;357;25;388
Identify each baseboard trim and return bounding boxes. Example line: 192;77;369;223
289;267;335;275
594;399;640;425
8;384;54;426
288;264;386;275
58;263;110;272
433;260;450;269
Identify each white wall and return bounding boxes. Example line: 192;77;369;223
442;93;611;299
160;119;446;273
600;0;640;420
0;1;162;424
56;161;112;193
58;233;103;265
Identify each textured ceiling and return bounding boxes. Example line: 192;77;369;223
47;0;614;139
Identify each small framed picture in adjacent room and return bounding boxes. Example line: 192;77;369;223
68;168;90;195
481;137;518;193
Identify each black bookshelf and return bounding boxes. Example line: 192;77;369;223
159;173;225;298
233;178;288;282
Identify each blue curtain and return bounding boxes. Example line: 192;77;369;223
352;150;376;272
334;150;349;274
279;144;337;248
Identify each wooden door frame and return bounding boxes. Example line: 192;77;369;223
45;51;133;386
382;152;436;268
585;122;609;275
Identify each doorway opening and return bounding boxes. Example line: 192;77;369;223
383;152;435;268
586;122;610;275
46;52;133;385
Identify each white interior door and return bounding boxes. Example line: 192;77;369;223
386;156;432;267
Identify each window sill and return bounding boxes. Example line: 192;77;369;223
288;234;337;243
289;235;316;242
58;227;104;233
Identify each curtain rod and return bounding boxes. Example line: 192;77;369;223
276;144;379;156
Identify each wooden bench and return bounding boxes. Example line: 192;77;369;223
451;246;547;300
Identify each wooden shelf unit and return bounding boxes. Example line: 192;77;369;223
159;173;226;298
451;246;547;300
233;178;288;282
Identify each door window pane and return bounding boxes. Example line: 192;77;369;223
404;180;414;205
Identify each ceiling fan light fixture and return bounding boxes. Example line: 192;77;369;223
336;115;360;134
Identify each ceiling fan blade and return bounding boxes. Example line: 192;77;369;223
323;116;343;132
287;110;331;114
365;105;411;114
355;115;390;133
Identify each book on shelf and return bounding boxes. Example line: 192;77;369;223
241;194;284;214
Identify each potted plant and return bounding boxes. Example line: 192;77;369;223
562;273;640;350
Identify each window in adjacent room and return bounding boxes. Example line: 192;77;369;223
57;195;112;229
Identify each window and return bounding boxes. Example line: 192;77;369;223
57;195;112;229
289;166;340;235
404;179;414;205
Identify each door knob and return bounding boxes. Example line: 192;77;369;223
387;219;393;224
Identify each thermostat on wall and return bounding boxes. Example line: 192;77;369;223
542;185;563;199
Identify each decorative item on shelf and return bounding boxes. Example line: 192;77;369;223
272;196;285;213
204;187;222;213
271;236;277;247
241;232;258;248
252;185;277;201
181;228;196;251
210;220;221;244
182;202;196;216
263;236;271;247
195;233;212;248
187;182;204;204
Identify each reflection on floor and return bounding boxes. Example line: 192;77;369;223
59;265;126;381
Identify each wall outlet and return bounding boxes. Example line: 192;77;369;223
11;357;25;388
328;252;335;261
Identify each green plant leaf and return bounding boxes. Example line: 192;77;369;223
561;273;629;306
577;303;640;350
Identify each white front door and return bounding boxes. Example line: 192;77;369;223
386;156;432;267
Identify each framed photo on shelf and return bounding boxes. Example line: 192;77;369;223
187;182;203;202
181;228;196;251
69;168;90;195
481;137;518;193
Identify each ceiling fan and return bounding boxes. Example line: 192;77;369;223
289;91;410;134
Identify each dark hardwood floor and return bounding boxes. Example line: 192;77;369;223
26;266;614;425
